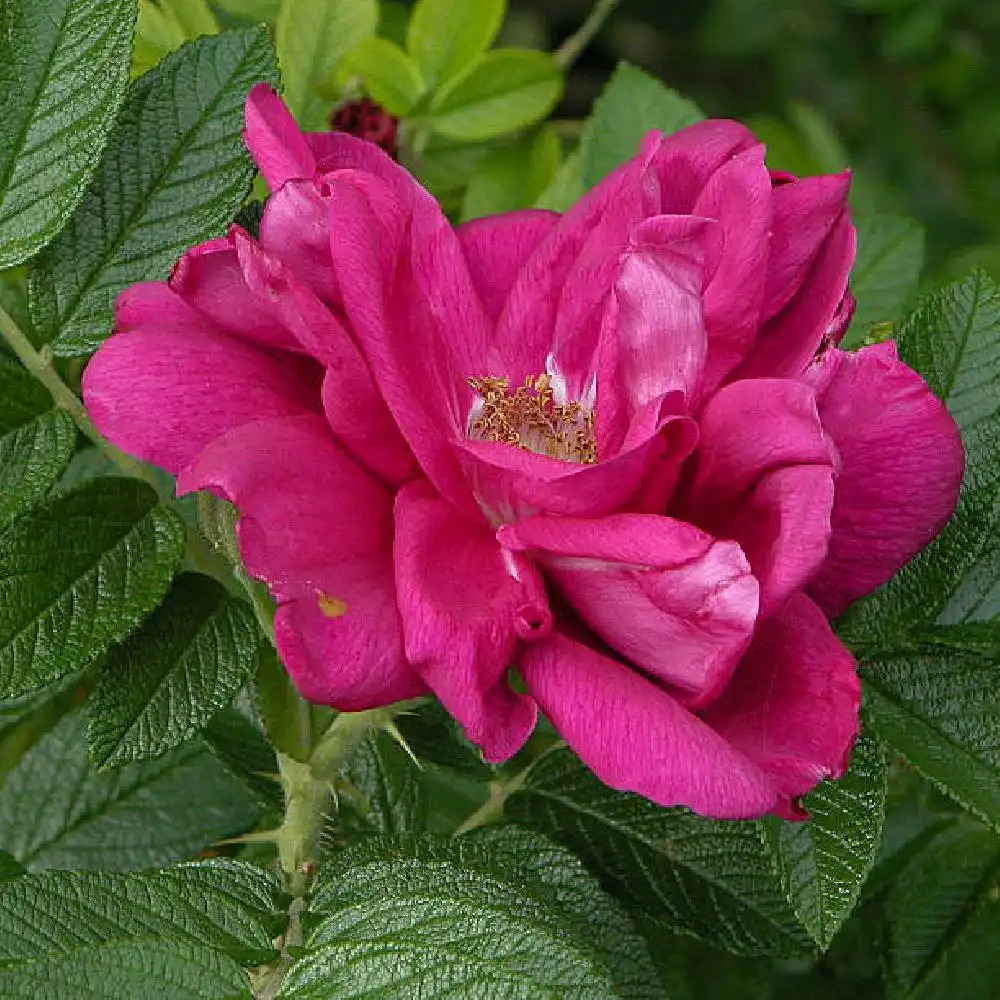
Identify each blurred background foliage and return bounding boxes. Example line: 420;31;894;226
510;0;1000;285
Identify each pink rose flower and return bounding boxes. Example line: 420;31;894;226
83;85;963;820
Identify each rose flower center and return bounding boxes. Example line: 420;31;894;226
468;373;597;465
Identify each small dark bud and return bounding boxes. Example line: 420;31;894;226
330;98;400;160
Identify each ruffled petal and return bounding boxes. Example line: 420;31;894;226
177;414;424;709
806;343;964;616
394;480;541;762
244;83;316;189
83;324;320;475
458;209;559;325
701;594;861;810
519;632;780;819
500;513;759;706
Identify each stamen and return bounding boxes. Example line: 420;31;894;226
468;373;597;464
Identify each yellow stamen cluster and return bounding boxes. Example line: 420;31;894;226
468;373;597;465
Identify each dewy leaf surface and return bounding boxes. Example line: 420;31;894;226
29;27;278;355
507;749;811;958
0;0;137;268
88;573;261;767
766;733;888;949
0;359;76;528
580;61;704;188
0;477;185;700
0;710;260;870
282;828;662;999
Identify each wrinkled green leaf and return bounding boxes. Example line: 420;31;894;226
0;477;185;700
407;0;505;89
203;704;281;810
30;27;278;355
276;0;377;129
861;624;1000;832
88;573;261;767
340;729;425;837
0;359;76;528
392;699;493;780
508;749;811;958
0;850;24;881
0;0;137;268
885;823;1000;998
0;860;282;966
429;49;563;141
766;733;888;949
341;37;426;117
580;62;704;188
0;710;260;870
844;214;925;347
283;828;662;998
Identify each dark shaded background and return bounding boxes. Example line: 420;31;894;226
506;0;1000;283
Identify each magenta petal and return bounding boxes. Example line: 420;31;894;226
764;172;851;320
394;480;540;763
83;326;320;475
177;414;424;709
168;228;301;353
702;594;861;805
244;84;316;189
725;464;835;619
501;513;759;706
520;632;779;818
739;213;856;379
694;144;773;386
806;343;964;617
458;209;559;325
687;378;832;508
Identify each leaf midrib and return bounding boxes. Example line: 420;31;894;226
50;31;262;343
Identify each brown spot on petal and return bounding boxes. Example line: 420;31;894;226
318;592;348;618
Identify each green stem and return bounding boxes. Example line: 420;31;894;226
555;0;622;70
453;741;566;836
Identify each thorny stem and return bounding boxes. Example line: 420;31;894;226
453;741;567;836
555;0;622;70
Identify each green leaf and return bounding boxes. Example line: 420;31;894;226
429;49;563;142
0;359;76;528
0;710;260;870
0;938;252;999
203;705;281;810
284;828;662;999
0;850;24;881
87;573;261;768
843;214;925;347
885;823;1000;997
407;0;505;89
860;624;1000;833
276;0;377;129
507;748;811;958
765;732;888;950
460;126;562;221
0;477;185;700
392;699;493;780
0;860;282;966
341;37;427;118
535;149;586;212
29;27;279;356
580;62;704;189
340;729;425;837
0;0;137;268
839;272;1000;642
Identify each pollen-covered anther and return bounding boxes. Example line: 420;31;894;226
468;373;597;465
